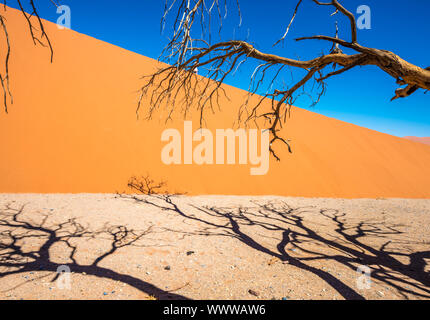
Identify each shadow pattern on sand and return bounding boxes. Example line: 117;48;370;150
0;203;188;300
120;185;430;300
1;187;429;300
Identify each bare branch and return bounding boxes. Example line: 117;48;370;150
273;0;303;47
312;0;357;43
1;0;56;112
0;14;12;112
139;0;429;160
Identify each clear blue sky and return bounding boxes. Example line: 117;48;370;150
10;0;430;137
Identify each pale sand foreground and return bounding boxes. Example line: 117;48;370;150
0;194;429;300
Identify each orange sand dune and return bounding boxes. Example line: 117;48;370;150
0;6;429;198
404;137;430;146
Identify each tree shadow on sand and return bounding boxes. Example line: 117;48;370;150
0;203;188;300
121;178;430;300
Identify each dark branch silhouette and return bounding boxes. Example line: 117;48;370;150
119;177;430;300
139;0;430;160
0;0;56;113
0;203;189;300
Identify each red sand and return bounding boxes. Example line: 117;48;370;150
404;137;430;146
0;6;429;198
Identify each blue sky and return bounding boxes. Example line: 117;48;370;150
10;0;430;137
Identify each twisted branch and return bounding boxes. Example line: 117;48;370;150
138;0;429;160
1;0;57;113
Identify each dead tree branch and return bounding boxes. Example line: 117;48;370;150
1;0;56;113
138;0;429;160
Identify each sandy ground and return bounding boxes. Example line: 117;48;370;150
0;194;429;300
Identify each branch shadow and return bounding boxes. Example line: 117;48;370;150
119;191;430;300
0;203;189;300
